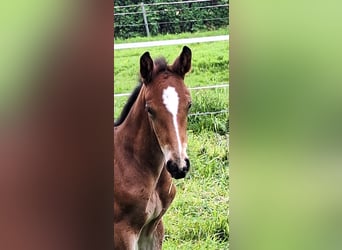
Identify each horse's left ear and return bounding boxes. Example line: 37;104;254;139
172;46;192;78
140;51;154;84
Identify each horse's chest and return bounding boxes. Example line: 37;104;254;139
145;191;163;223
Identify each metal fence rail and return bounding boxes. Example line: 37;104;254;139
188;110;228;117
114;35;229;50
114;83;229;117
114;83;229;97
114;4;229;17
114;0;212;9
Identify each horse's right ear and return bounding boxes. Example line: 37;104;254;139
172;46;192;78
140;52;154;84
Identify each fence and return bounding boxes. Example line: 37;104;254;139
114;83;229;117
114;0;229;39
114;83;228;97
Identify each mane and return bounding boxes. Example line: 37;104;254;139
114;57;169;127
114;83;142;127
153;57;168;75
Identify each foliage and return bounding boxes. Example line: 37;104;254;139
114;0;229;39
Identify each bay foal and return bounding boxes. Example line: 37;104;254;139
114;46;192;249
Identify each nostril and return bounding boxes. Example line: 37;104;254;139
184;158;190;172
185;158;190;170
166;160;178;172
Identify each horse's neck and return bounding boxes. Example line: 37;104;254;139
117;90;165;179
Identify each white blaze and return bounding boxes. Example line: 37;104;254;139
162;86;182;156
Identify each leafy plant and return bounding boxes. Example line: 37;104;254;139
114;0;229;39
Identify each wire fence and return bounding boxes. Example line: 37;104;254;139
188;110;228;117
114;18;228;28
114;4;229;17
114;83;229;97
114;83;229;117
114;0;229;38
114;0;212;9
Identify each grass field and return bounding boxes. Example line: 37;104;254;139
114;29;229;249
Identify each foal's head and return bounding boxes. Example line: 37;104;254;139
140;46;192;179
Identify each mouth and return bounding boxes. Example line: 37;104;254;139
168;170;187;179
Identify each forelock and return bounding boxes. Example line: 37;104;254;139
153;57;168;74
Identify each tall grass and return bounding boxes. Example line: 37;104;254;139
188;88;229;135
163;129;229;250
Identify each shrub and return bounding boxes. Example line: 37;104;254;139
114;0;229;39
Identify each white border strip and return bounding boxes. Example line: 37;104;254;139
114;35;229;50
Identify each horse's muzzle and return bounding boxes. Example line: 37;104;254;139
166;158;190;179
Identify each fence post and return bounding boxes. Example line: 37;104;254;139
141;2;150;37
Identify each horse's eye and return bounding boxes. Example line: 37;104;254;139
188;102;192;110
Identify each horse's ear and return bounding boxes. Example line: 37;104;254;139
140;52;154;84
172;46;192;78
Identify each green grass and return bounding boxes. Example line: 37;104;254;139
188;88;229;135
163;131;229;250
114;30;229;249
114;27;229;44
